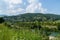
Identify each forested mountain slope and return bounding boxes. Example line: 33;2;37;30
3;13;60;22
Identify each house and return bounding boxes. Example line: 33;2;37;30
49;32;60;40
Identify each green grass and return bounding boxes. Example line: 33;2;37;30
0;24;45;40
0;24;16;40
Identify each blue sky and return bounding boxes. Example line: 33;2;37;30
0;0;60;15
40;0;60;14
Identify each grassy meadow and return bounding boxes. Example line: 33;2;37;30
0;23;48;40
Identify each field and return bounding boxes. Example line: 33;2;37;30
0;23;48;40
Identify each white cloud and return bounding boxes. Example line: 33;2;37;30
2;0;47;15
26;3;36;13
17;8;24;11
5;9;16;15
38;3;47;13
26;0;47;13
8;4;14;9
0;10;2;12
4;0;22;4
4;8;25;15
27;0;39;4
4;0;23;9
17;8;24;12
3;0;24;15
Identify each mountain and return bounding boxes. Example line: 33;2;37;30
3;13;60;22
0;14;7;17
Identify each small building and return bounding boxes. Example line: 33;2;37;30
49;32;60;40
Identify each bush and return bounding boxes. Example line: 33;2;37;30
57;23;60;30
0;17;5;23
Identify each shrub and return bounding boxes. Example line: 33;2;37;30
0;17;5;23
57;23;60;30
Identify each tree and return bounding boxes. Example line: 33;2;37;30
31;21;42;30
0;17;5;23
57;23;60;30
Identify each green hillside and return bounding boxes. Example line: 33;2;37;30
4;13;60;22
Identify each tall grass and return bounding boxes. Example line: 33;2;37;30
0;24;48;40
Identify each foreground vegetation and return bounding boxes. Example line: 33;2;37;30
0;23;49;40
0;21;59;40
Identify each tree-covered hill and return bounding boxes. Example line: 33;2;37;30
3;13;60;22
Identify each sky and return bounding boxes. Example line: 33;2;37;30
0;0;60;15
